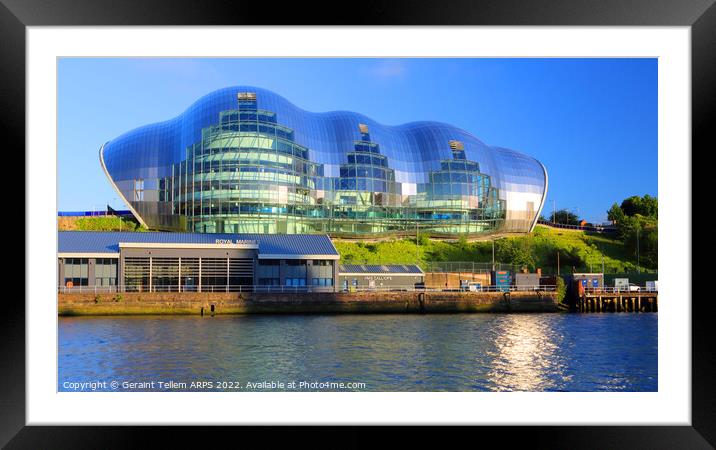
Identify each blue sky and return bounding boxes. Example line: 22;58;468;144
58;58;657;223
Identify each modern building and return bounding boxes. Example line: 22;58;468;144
58;231;339;292
338;264;424;291
101;86;547;237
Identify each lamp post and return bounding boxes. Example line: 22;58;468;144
552;199;556;224
492;236;505;272
112;197;121;232
602;254;605;274
492;237;495;272
557;251;560;276
636;226;640;273
415;215;420;265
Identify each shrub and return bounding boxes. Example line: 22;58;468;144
555;277;567;304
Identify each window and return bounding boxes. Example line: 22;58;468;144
238;92;256;101
259;259;280;266
259;278;280;286
285;260;306;266
64;277;88;287
95;277;116;286
312;278;334;286
285;278;306;286
134;179;144;201
63;258;89;287
95;258;118;287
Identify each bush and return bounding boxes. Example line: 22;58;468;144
555;277;567;304
418;233;430;246
73;216;144;232
496;238;536;271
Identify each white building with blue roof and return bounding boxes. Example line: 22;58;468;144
58;231;339;293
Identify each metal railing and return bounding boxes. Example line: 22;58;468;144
57;285;330;294
536;219;618;234
58;284;556;294
423;261;506;273
341;285;556;293
582;286;658;294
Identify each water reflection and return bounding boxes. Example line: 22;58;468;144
59;314;657;392
486;316;569;391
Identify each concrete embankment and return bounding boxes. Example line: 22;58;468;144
58;291;559;315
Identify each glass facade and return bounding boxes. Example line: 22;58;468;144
101;86;547;236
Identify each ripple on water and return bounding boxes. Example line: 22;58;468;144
58;313;657;392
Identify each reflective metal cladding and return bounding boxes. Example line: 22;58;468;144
100;86;547;236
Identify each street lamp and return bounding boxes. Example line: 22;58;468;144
112;197;122;232
492;236;505;272
492;238;495;271
416;219;420;264
636;226;640;273
552;199;556;224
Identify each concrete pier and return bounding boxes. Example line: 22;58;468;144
58;290;559;315
578;292;657;313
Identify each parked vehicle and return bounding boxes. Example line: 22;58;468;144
628;283;641;292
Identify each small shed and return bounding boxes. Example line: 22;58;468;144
514;273;541;288
572;273;604;289
338;264;424;291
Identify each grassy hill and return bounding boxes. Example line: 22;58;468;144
58;218;652;274
334;225;651;274
58;216;146;232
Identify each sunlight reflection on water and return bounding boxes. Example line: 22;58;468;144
59;313;657;392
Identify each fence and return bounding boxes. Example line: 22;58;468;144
536;219;618;234
582;286;658;294
423;261;508;273
341;285;556;293
58;284;556;294
58;210;134;217
57;285;328;294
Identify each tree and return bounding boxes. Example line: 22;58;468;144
417;233;430;246
496;238;536;271
551;209;580;225
457;235;468;249
607;203;625;224
622;221;658;269
607;194;658;270
620;194;658;218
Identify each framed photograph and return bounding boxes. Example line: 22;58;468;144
7;0;712;446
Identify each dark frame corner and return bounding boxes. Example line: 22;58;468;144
5;0;712;447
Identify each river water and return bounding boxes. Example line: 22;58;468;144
58;313;657;392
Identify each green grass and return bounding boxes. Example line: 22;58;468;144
69;216;146;232
334;225;652;274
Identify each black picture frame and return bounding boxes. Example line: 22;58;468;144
5;0;711;447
